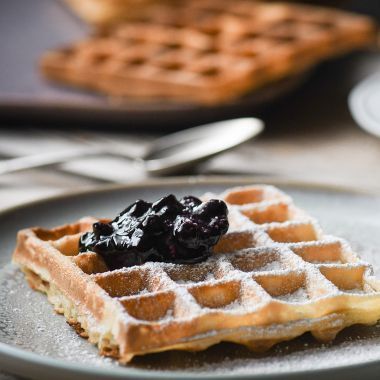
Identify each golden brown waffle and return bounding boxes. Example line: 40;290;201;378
13;185;380;363
41;0;376;104
63;0;352;27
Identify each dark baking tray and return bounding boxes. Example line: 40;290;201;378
0;0;310;130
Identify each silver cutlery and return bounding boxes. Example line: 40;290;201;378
0;118;264;177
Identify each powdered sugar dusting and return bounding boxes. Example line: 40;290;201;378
258;260;284;272
276;287;309;303
3;265;380;376
0;265;116;367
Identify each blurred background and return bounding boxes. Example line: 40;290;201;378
0;0;379;209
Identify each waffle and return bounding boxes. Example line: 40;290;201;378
63;0;354;27
41;0;377;104
13;186;380;363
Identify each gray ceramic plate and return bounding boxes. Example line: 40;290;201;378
1;177;380;380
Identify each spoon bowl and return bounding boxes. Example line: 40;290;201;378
143;118;264;175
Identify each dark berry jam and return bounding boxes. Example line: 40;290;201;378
79;194;229;270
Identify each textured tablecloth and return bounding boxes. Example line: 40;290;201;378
0;31;380;380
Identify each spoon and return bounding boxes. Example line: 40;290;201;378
0;118;264;176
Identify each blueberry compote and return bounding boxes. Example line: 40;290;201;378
79;194;229;270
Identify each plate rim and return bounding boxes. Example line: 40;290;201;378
1;175;380;380
0;175;377;218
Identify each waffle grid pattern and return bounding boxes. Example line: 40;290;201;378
41;0;376;104
13;185;380;362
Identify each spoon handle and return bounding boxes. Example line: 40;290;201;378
0;147;100;175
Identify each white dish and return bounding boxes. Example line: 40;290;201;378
349;72;380;138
